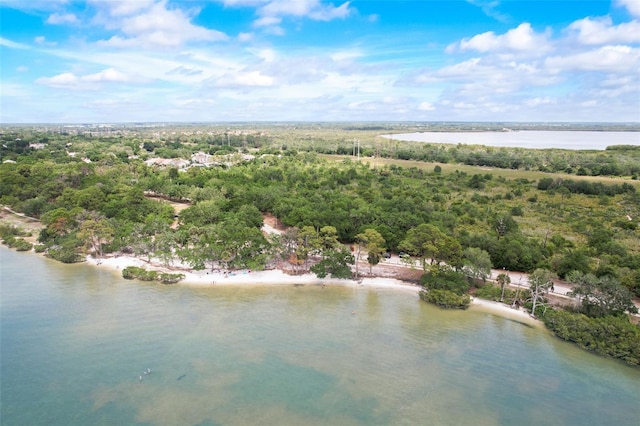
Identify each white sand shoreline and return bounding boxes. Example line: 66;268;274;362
86;253;539;324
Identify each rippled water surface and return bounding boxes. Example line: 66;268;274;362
2;247;639;425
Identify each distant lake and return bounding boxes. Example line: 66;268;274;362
382;131;640;150
2;246;640;425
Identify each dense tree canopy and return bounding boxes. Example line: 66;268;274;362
0;125;638;297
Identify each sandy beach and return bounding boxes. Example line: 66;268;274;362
86;254;539;324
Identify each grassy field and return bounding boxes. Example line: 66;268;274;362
319;154;640;187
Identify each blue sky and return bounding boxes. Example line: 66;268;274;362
1;0;639;123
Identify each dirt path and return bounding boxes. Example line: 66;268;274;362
0;206;44;244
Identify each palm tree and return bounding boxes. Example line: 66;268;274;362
497;273;511;302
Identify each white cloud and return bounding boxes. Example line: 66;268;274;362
91;0;156;17
222;0;269;6
545;45;640;73
46;12;78;25
449;23;550;54
0;82;31;97
0;37;30;49
212;70;274;87
83;68;131;83
95;1;228;48
34;35;57;46
166;66;203;77
16;66;29;72
417;101;435;111
567;16;640;44
36;68;135;89
466;0;509;22
525;97;554;107
330;49;363;61
616;0;640;18
36;72;78;88
0;1;71;12
252;48;277;62
253;16;282;27
253;0;352;29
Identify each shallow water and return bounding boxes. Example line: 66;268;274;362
1;246;639;425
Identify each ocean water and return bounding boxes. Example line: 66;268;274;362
383;131;640;150
1;246;639;426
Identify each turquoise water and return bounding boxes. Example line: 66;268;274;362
1;246;639;426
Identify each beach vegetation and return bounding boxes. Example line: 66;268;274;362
420;265;470;296
310;247;354;279
2;235;32;251
473;283;521;305
122;266;185;284
420;289;470;309
543;310;640;366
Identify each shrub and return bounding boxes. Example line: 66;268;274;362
158;272;185;284
543;310;640;366
0;224;27;239
122;266;184;284
420;289;470;309
12;238;32;251
421;266;470;295
122;266;157;281
48;245;81;263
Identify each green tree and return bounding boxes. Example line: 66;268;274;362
77;214;114;258
399;223;462;271
213;218;270;270
293;226;322;271
552;248;592;278
462;247;492;283
310;247;354;279
567;271;638;317
493;214;518;240
179;199;223;226
355;228;386;276
318;225;341;253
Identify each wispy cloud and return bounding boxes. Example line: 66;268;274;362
466;0;510;22
0;37;30;49
46;12;78;25
36;68;137;90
